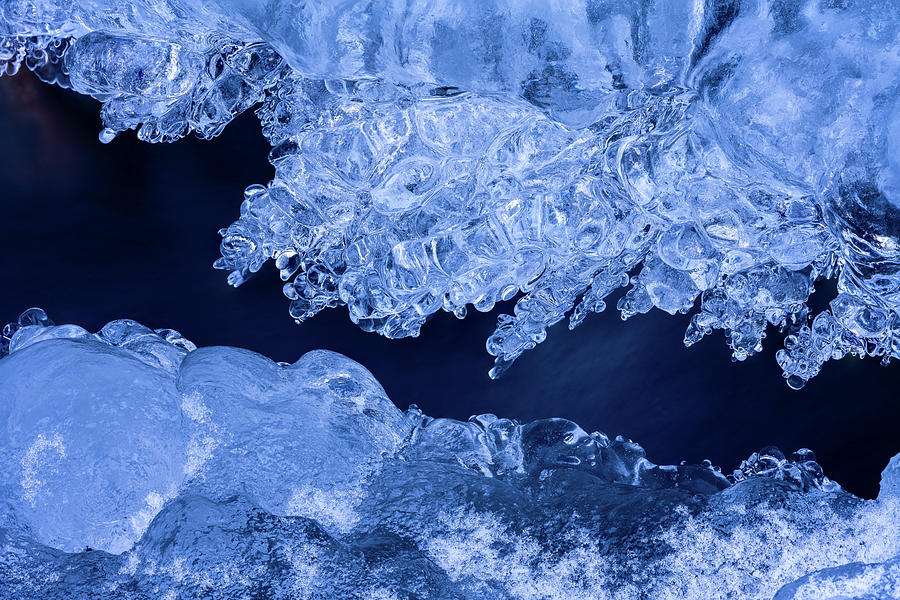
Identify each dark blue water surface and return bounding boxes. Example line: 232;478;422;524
1;72;897;498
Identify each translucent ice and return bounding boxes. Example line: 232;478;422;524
0;312;190;554
3;1;900;385
1;310;899;598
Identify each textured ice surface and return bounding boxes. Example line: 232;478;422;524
2;2;900;386
1;310;899;599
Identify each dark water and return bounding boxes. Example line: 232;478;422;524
1;72;897;498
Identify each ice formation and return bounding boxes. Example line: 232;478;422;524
2;1;900;386
0;308;897;599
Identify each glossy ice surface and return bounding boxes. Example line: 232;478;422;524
3;1;900;386
0;310;898;598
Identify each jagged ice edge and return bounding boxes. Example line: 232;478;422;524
2;2;899;388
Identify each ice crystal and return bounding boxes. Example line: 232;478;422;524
2;1;899;386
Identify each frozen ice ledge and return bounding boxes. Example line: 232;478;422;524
0;309;898;599
3;1;900;387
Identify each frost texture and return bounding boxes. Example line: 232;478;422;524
1;309;899;599
3;1;900;386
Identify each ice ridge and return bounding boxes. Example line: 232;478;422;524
2;1;900;386
1;309;899;599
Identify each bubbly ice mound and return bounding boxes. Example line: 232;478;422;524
0;309;898;599
3;1;900;386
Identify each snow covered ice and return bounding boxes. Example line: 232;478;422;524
3;0;900;591
3;1;900;386
0;309;898;599
3;1;900;597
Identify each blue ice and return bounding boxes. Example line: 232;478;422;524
3;1;900;386
0;309;898;599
